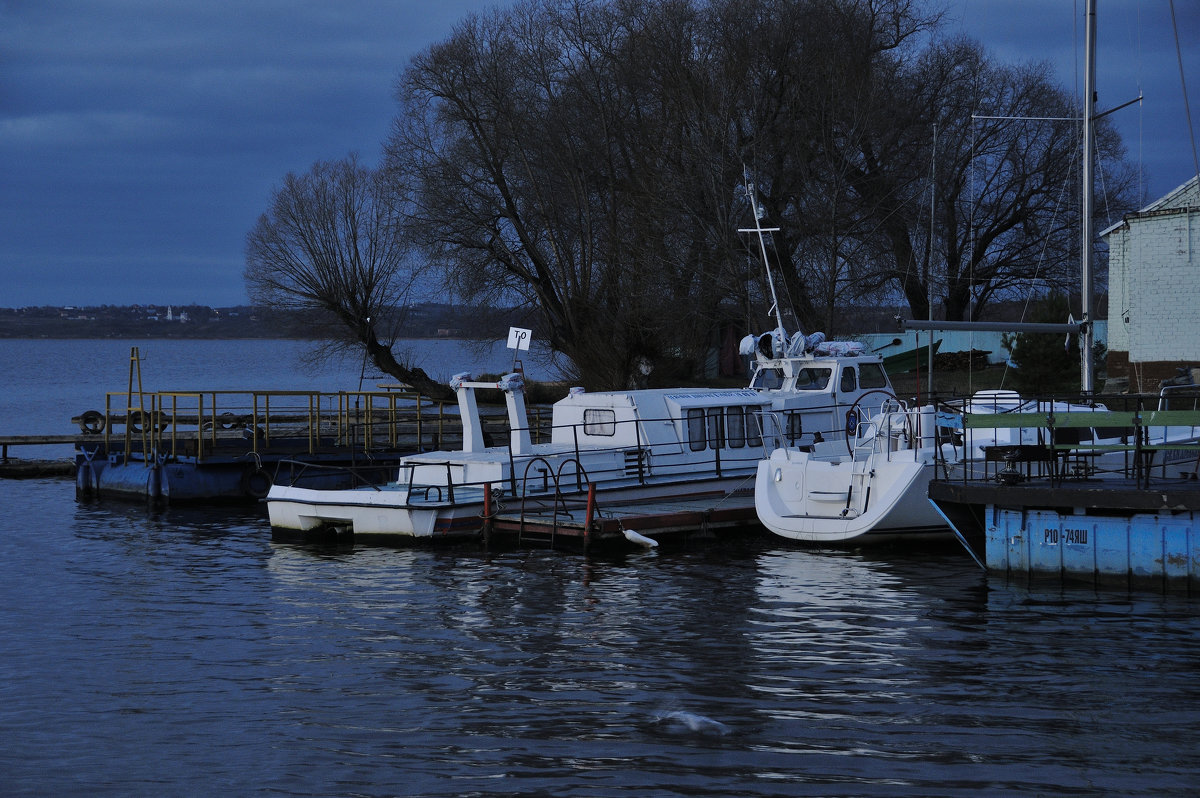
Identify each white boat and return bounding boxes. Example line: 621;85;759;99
266;348;893;541
755;400;948;544
754;389;1134;544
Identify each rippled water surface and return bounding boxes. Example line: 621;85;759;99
2;339;1199;795
3;474;1199;796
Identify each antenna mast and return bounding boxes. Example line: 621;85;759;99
739;172;787;337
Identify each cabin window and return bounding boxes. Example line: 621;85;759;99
840;367;857;393
583;408;616;436
708;408;726;449
752;368;784;390
687;408;707;451
794;368;831;390
787;412;803;445
727;408;746;448
747;408;764;447
860;363;888;389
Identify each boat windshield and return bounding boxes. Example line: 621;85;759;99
793;368;831;390
752;368;785;390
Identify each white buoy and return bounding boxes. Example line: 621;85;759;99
622;528;658;548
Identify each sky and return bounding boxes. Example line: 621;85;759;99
1;1;1197;309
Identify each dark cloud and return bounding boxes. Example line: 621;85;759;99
1;0;1196;307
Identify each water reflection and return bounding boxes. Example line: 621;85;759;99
4;472;1200;796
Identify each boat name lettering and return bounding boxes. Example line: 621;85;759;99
664;390;760;401
1043;528;1088;545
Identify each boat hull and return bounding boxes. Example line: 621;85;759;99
267;472;753;542
755;447;948;543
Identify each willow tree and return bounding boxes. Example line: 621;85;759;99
244;154;448;398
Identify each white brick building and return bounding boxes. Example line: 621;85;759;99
1102;175;1200;390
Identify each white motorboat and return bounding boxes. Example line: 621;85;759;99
755;400;949;544
266;349;894;541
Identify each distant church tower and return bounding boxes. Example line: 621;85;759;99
167;306;174;322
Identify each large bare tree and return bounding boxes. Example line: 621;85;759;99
244;154;449;398
829;36;1137;322
386;0;757;389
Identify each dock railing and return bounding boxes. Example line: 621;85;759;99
936;402;1200;488
89;388;462;465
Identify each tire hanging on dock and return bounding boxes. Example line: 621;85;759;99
240;465;273;499
79;410;105;435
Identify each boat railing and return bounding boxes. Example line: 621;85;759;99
849;401;918;462
271;457;396;491
393;408;786;505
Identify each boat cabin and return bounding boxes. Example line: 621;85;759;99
748;353;894;447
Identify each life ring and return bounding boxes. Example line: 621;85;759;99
240;466;273;499
79;410;105;435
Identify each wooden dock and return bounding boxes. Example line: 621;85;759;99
484;491;760;549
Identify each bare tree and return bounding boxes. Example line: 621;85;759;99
836;37;1137;322
387;0;747;389
244;154;449;398
375;0;1138;387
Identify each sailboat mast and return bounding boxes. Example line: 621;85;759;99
1080;0;1097;393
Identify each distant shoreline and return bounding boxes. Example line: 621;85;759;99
0;302;525;341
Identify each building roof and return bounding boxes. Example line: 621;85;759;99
1100;173;1200;237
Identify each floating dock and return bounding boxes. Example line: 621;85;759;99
483;490;760;550
930;402;1200;591
67;387;540;504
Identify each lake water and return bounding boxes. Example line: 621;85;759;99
2;339;1199;796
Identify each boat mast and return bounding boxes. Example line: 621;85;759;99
1080;0;1097;393
740;172;787;340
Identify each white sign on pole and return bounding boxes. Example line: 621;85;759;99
507;327;532;351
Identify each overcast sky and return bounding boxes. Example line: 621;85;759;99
2;0;1197;309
